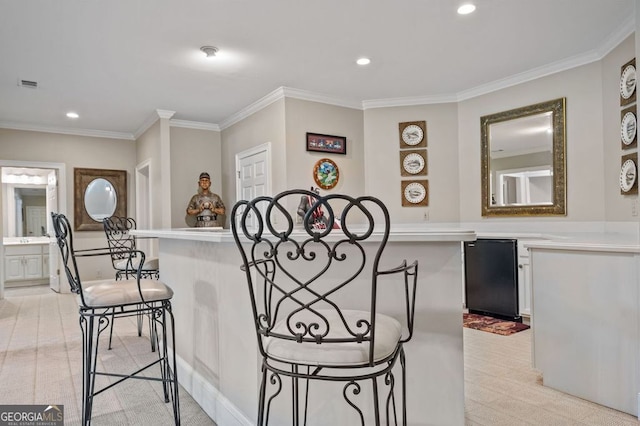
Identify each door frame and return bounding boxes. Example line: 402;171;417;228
234;142;272;202
0;160;66;299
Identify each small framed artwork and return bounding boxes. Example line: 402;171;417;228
620;58;636;107
306;132;347;155
399;121;427;149
400;149;428;177
401;180;429;207
313;158;339;190
621;104;637;149
620;152;638;195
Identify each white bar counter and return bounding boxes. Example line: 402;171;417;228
525;234;640;417
133;227;476;426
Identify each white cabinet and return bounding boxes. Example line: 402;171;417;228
517;240;532;317
3;244;47;282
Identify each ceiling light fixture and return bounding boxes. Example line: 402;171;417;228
200;46;219;58
457;3;476;14
66;112;79;119
356;57;371;66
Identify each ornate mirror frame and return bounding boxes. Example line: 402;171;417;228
74;168;127;231
481;97;566;217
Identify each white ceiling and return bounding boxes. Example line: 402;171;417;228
0;0;634;139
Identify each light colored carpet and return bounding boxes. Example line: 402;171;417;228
0;285;215;426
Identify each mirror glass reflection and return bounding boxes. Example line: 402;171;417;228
84;178;117;221
481;98;566;216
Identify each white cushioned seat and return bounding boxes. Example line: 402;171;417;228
81;278;173;308
114;256;159;271
264;309;401;366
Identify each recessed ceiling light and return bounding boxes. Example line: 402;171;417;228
457;3;476;14
66;112;79;119
356;57;371;66
200;46;219;58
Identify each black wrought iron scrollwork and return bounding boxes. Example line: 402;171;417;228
264;372;282;425
343;381;365;426
231;189;418;425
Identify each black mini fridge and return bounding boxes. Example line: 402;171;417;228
464;238;521;321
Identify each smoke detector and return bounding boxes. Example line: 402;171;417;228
18;79;38;89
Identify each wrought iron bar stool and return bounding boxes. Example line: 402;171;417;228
231;189;418;425
51;213;180;425
103;216;159;350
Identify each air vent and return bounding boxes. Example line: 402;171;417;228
18;79;38;89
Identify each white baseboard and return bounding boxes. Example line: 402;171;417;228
172;350;254;426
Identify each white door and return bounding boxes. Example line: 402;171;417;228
25;206;46;236
46;170;61;292
235;143;271;230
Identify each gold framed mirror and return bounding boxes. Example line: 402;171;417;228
74;168;127;231
481;97;566;216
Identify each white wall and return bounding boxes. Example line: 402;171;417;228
170;126;222;228
220;99;286;209
0;128;138;279
284;98;365;197
458;61;605;226
364;103;460;223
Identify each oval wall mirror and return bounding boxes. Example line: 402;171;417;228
74;168;127;231
84;178;117;221
481;98;566;216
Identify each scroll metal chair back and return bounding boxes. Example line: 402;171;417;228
103;216;160;350
103;216;159;280
51;212;180;425
231;189;418;426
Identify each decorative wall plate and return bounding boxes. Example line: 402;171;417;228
404;182;426;203
401;180;429;206
401;151;427;175
398;121;427;148
621;111;637;146
620;64;636;100
401;125;424;146
313;158;339;190
620;159;637;193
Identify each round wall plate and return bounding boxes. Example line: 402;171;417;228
620;64;637;100
401;124;424;146
402;152;426;174
620;159;637;193
313;158;339;190
403;182;427;204
621;111;637;145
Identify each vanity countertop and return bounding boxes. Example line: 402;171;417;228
3;237;50;246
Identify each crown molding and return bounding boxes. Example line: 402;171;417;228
219;86;363;130
595;14;635;58
362;93;458;109
219;87;287;130
281;87;362;110
0;121;135;140
134;109;176;139
170;119;220;132
156;109;176;120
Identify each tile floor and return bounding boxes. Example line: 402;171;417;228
3;285;639;425
464;326;640;425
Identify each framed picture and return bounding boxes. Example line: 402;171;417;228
306;132;347;155
74;168;127;231
313;158;339;190
401;180;428;207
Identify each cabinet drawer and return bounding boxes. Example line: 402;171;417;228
4;244;43;256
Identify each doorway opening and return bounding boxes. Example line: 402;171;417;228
0;161;66;297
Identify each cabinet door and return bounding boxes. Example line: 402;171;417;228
42;255;49;279
518;257;531;316
24;255;43;279
5;256;25;281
